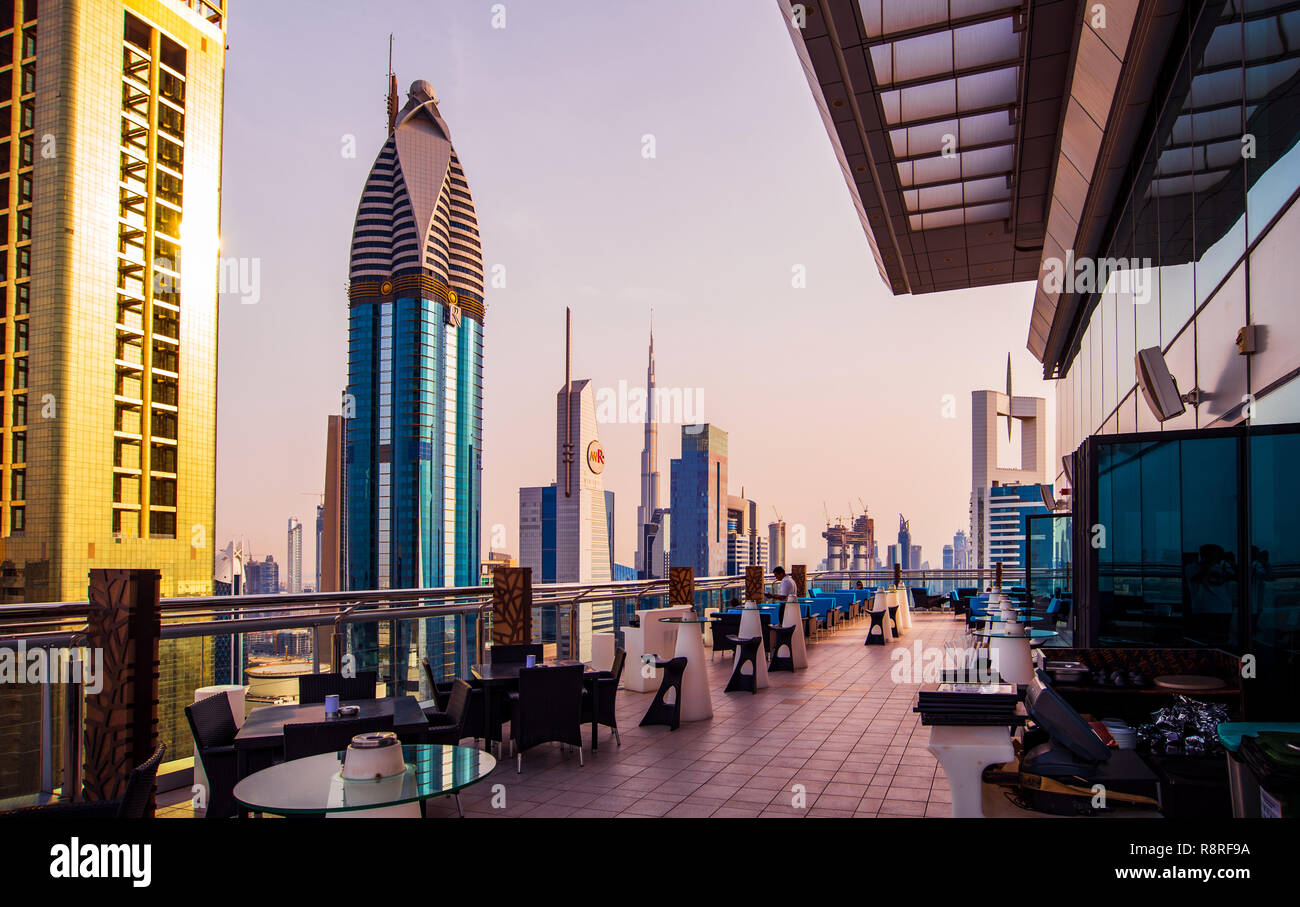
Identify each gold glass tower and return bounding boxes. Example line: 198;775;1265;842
0;0;225;796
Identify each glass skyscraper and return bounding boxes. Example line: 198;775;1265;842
345;79;484;678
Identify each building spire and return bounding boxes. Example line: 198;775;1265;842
386;35;398;135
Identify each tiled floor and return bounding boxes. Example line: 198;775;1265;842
161;612;986;819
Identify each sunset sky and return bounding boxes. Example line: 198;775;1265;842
216;0;1055;578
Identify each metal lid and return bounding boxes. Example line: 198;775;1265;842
350;731;399;749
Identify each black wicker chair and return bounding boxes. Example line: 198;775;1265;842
421;656;451;711
297;670;378;704
185;692;240;818
581;648;626;747
489;643;543;664
0;743;166;819
282;715;395;761
414;678;473;746
640;656;688;729
509;663;585;773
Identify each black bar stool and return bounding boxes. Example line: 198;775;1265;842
865;609;888;646
887;605;901;637
640;656;687;731
725;636;763;693
768;624;797;672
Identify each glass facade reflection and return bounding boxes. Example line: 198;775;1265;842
1056;0;1300;477
1079;424;1300;716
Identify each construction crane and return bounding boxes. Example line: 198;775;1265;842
771;505;783;523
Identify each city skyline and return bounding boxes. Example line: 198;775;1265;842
214;1;1056;582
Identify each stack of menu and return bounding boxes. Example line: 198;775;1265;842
914;682;1025;726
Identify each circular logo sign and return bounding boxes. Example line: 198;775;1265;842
447;289;459;306
586;440;605;475
379;279;393;295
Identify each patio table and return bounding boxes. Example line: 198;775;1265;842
234;695;428;778
660;616;714;720
471;659;602;750
233;744;495;818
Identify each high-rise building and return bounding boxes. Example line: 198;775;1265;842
0;0;226;797
286;517;302;594
634;318;660;577
243;555;280;596
987;483;1052;570
518;377;613;585
897;515;912;570
969;389;1048;569
669;424;728;577
725;492;767;575
314;504;323;592
0;0;223;600
953;530;971;572
517;313;613;660
767;520;786;570
318;413;346;593
345;78;484;593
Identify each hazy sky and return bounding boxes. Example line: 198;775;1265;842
216;0;1055;579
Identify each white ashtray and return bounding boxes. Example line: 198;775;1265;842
341;731;406;780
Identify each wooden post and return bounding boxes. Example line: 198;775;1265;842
792;565;807;598
82;569;160;806
669;567;694;607
492;566;533;645
744;565;764;603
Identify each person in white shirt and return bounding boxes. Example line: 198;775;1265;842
767;567;807;669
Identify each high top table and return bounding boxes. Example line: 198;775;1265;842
659;616;714;720
972;627;1057;684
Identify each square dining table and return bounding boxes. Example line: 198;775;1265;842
470;659;604;751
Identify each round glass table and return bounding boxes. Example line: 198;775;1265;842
233;744;496;818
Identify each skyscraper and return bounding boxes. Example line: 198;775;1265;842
345;78;484;592
286;517;302;594
669;424;728;577
634;317;661;578
317;413;346;593
970;389;1047;569
519;311;613;585
0;0;226;797
767;520;786;570
897;515;912;570
0;0;223;602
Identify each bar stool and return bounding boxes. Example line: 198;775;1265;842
887;605;901;638
768;624;797;672
640;656;687;731
725;636;763;693
865;609;889;645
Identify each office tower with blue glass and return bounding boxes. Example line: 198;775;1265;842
669;424;729;577
345;79;485;678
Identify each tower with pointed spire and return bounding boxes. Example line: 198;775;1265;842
344;75;485;613
636;315;664;577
